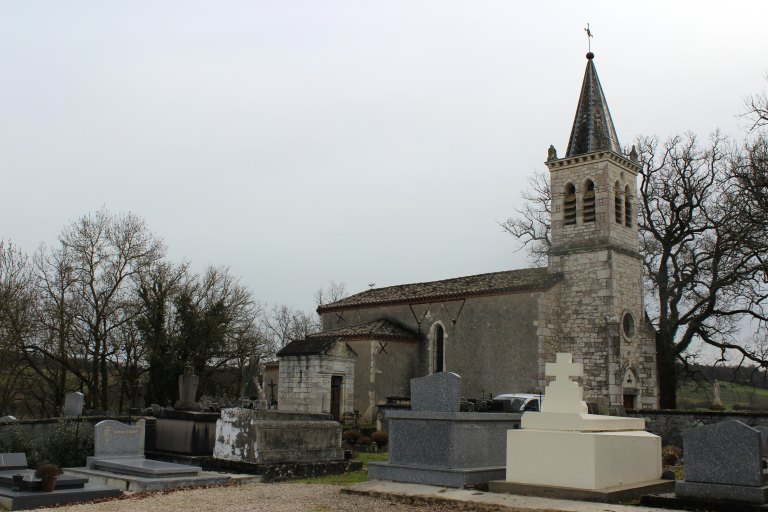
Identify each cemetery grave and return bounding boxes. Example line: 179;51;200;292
0;452;120;511
643;420;768;510
64;420;232;492
489;353;673;502
368;371;522;487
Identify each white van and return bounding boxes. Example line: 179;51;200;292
493;393;543;413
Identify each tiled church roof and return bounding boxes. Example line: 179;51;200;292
317;267;560;313
277;319;417;357
306;319;418;341
565;53;621;157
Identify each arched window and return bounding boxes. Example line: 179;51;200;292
583;180;595;223
563;184;577;226
624;185;633;227
614;181;623;224
434;324;444;373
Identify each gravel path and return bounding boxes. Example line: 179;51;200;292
31;482;501;511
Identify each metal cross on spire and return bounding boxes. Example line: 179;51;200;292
584;23;593;52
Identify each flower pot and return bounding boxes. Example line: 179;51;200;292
40;476;58;492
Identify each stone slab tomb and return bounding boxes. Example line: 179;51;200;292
675;420;768;504
0;452;120;511
214;409;343;464
65;420;229;492
368;372;522;488
489;353;670;503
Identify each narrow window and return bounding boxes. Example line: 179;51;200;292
614;182;622;223
624;185;633;227
563;184;577;226
583;180;595;223
434;325;444;373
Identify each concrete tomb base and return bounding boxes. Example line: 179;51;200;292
64;464;230;492
503;427;662;490
370;461;505;488
0;452;120;511
494;354;665;502
676;480;768;504
643;491;768;511
488;478;674;504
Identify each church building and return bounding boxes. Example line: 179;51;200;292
277;52;659;422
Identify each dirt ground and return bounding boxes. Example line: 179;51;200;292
31;481;502;512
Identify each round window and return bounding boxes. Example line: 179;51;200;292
622;312;635;339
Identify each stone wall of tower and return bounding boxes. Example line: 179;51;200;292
538;152;658;409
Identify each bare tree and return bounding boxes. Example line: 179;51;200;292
59;208;165;410
314;281;347;308
499;170;551;267
638;133;768;408
260;304;320;355
0;241;38;415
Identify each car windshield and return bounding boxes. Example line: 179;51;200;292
508;398;526;410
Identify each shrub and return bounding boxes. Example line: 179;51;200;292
662;445;683;465
370;431;389;448
357;436;372;446
0;418;94;468
35;464;61;479
342;429;361;445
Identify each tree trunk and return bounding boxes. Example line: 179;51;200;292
656;331;677;409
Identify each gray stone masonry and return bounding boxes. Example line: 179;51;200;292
410;372;460;412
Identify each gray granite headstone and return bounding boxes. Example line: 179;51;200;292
754;426;768;454
0;453;27;470
410;372;460;412
94;420;144;458
683;420;764;487
63;392;84;417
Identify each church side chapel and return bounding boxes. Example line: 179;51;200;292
277;51;659;423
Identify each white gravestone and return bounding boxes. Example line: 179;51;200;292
502;352;662;491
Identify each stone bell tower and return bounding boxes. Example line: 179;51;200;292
537;52;658;409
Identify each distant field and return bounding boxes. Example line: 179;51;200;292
677;380;768;411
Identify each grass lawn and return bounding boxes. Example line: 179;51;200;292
677;380;768;411
293;451;388;485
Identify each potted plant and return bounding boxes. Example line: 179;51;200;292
35;464;61;492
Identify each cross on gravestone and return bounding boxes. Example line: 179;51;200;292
540;353;589;414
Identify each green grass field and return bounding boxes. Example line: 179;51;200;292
677;380;768;411
294;451;388;485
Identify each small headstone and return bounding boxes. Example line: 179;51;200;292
94;420;144;458
410;372;460;412
0;453;28;470
63;392;84;417
0;416;17;423
177;365;200;409
683;420;763;487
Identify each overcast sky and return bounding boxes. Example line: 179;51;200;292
1;1;767;315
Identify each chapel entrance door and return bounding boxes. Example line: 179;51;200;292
330;376;342;421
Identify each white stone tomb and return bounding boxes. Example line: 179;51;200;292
503;353;661;490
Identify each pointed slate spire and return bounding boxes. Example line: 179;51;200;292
565;53;621;157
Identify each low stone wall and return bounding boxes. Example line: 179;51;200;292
628;410;768;447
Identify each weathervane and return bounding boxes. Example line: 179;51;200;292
584;23;593;52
